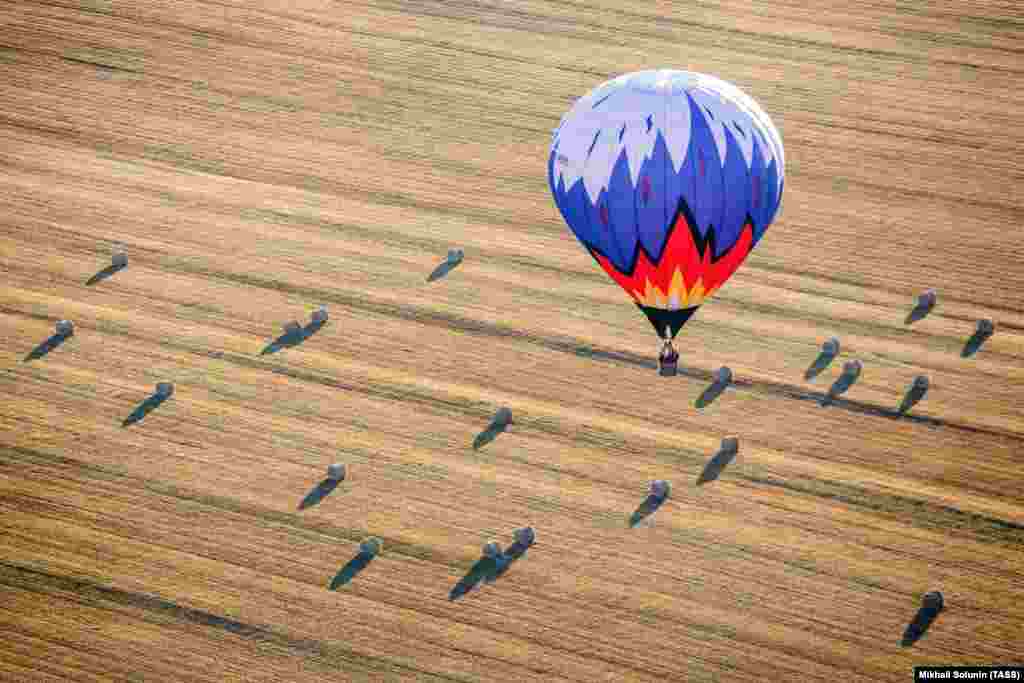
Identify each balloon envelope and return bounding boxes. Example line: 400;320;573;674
549;70;784;338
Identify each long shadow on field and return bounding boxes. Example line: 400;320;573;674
329;551;374;589
629;494;667;528
238;312;951;434
694;379;728;409
449;542;532;601
261;319;326;355
961;330;991;358
24;332;71;362
86;263;126;286
697;449;738;486
240;290;969;435
901;604;943;647
804;351;837;381
904;302;934;325
638;354;946;428
806;392;944;427
427;259;461;283
298;478;340;511
122;393;170;427
571;343;945;429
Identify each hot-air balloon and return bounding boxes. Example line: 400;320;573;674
548;70;785;375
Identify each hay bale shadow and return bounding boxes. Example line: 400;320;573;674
628;494;667;528
904;302;934;325
427;259;461;282
472;423;507;450
961;331;991;358
24;332;71;362
473;409;511;450
260;319;326;355
449;550;529;600
449;557;501;601
898;380;929;415
804;350;837;381
298;478;341;510
901;604;943;647
694;380;728;409
329;551;374;589
822;373;858;406
85;263;126;286
122;393;170;427
697;448;738;486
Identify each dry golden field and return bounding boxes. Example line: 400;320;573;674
2;1;1023;681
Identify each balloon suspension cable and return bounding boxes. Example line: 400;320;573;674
663;326;675;349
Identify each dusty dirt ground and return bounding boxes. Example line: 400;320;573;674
1;1;1022;681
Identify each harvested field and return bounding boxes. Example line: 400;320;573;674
2;1;1022;681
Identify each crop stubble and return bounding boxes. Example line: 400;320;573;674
1;0;1022;681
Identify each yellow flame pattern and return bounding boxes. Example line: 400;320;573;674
631;268;713;309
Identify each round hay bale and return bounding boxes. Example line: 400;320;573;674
649;479;671;499
447;248;464;263
311;306;329;324
917;289;937;308
326;463;346;481
977;319;995;336
283;321;302;334
360;537;383;557
842;359;862;377
482;541;503;559
55;320;74;336
155;382;174;398
513;526;535;547
714;366;732;384
912;375;930;391
822;337;840;355
720;436;740;454
493;406;512;427
112;250;128;268
922;591;944;610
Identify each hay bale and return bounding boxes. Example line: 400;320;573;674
155;382;174;398
311;306;329;324
326;463;346;481
714;366;732;385
977;319;995;337
283;321;302;334
916;289;937;309
649;479;672;499
359;537;383;557
493;406;513;427
513;527;535;547
922;591;944;610
720;436;740;455
482;541;503;559
447;248;464;264
55;320;74;337
822;337;840;355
